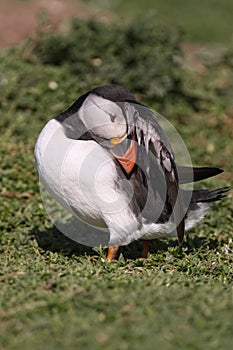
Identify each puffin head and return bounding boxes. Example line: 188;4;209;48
56;85;138;147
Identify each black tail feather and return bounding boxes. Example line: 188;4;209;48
177;165;223;184
191;187;229;203
181;187;229;213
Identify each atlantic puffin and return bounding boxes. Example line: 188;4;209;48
35;85;228;260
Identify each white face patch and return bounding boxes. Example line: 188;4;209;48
78;93;127;139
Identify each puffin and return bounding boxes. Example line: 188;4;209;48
35;85;228;260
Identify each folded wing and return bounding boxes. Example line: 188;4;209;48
124;102;185;243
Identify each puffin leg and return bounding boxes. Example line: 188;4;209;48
106;246;119;261
141;240;152;258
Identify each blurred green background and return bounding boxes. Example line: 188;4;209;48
83;0;233;43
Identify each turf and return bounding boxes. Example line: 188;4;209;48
0;13;233;350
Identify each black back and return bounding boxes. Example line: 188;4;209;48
91;85;137;103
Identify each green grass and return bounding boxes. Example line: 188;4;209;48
83;0;233;43
0;15;233;350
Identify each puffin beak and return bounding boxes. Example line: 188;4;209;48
111;133;137;175
111;132;128;145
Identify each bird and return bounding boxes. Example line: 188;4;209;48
35;85;228;261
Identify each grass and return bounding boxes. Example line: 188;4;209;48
0;13;233;350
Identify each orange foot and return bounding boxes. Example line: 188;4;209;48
106;246;119;261
141;240;152;258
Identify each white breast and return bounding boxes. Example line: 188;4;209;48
35;119;143;246
35;119;116;223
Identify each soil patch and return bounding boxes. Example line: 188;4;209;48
0;0;111;47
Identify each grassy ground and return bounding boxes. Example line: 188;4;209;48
0;9;233;350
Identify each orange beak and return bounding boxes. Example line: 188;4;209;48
113;133;137;175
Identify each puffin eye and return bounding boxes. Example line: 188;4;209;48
109;113;116;122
